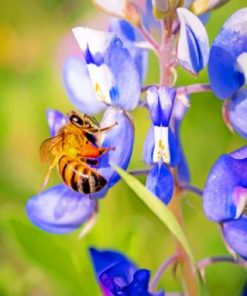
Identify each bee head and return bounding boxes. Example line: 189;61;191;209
68;111;100;132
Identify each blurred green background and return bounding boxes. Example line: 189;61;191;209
0;1;246;295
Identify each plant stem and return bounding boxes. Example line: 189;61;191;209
149;253;179;291
176;83;211;96
182;184;203;197
197;256;247;271
138;22;160;53
169;186;200;296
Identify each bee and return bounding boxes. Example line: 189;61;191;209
40;111;115;194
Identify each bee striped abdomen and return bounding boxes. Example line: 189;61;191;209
58;155;107;194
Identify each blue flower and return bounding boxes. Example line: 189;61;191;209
89;247;165;296
26;108;134;234
143;87;181;204
63;27;141;115
208;8;247;99
203;146;247;259
177;8;209;75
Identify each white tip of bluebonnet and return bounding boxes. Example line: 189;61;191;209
177;8;209;75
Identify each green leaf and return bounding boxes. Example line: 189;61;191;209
112;164;195;262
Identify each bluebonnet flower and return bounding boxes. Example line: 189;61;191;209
208;9;247;138
143;87;181;204
89;247;165;296
177;7;209;75
203;146;247;259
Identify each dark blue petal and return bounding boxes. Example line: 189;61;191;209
26;184;96;234
63;57;105;114
229;89;247;139
168;129;181;167
203;150;247;222
98;107;134;187
89;248;136;277
147;87;176;126
109;19;148;84
146;163;174;205
208;8;247;99
177;8;209;74
46;109;67;137
223;216;247;260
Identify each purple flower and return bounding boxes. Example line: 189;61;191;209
26;108;134;234
89;247;165;296
203;146;247;259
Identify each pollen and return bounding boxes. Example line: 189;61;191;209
94;83;106;102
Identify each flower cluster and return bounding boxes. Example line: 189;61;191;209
27;0;247;293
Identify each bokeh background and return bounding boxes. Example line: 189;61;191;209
0;1;246;295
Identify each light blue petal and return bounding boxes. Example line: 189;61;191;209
147;86;176;126
26;184;96;234
63;57;105;115
109;19;148;84
98;107;134;187
146;163;174;205
143;125;155;165
208;8;247;99
177;8;209;74
105;38;141;110
229;89;247;139
72;27;141;110
46;109;67;137
223;216;247;260
203;149;247;222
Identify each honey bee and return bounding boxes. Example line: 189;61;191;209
40;111;115;194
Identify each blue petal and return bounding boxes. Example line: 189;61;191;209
46;109;67;137
172;96;190;183
73;27;141;110
147;86;176;126
177;8;209;74
90;248;164;296
98;107;134;187
146;163;174;205
223;216;247;260
63;57;105;115
109;19;148;84
208;8;247;99
203;149;247;222
229;89;247;139
143;125;155;165
89;247;136;277
26;184;96;234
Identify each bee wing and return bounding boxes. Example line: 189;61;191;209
40;135;63;163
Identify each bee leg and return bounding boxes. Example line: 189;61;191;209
39;162;56;192
98;121;118;133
